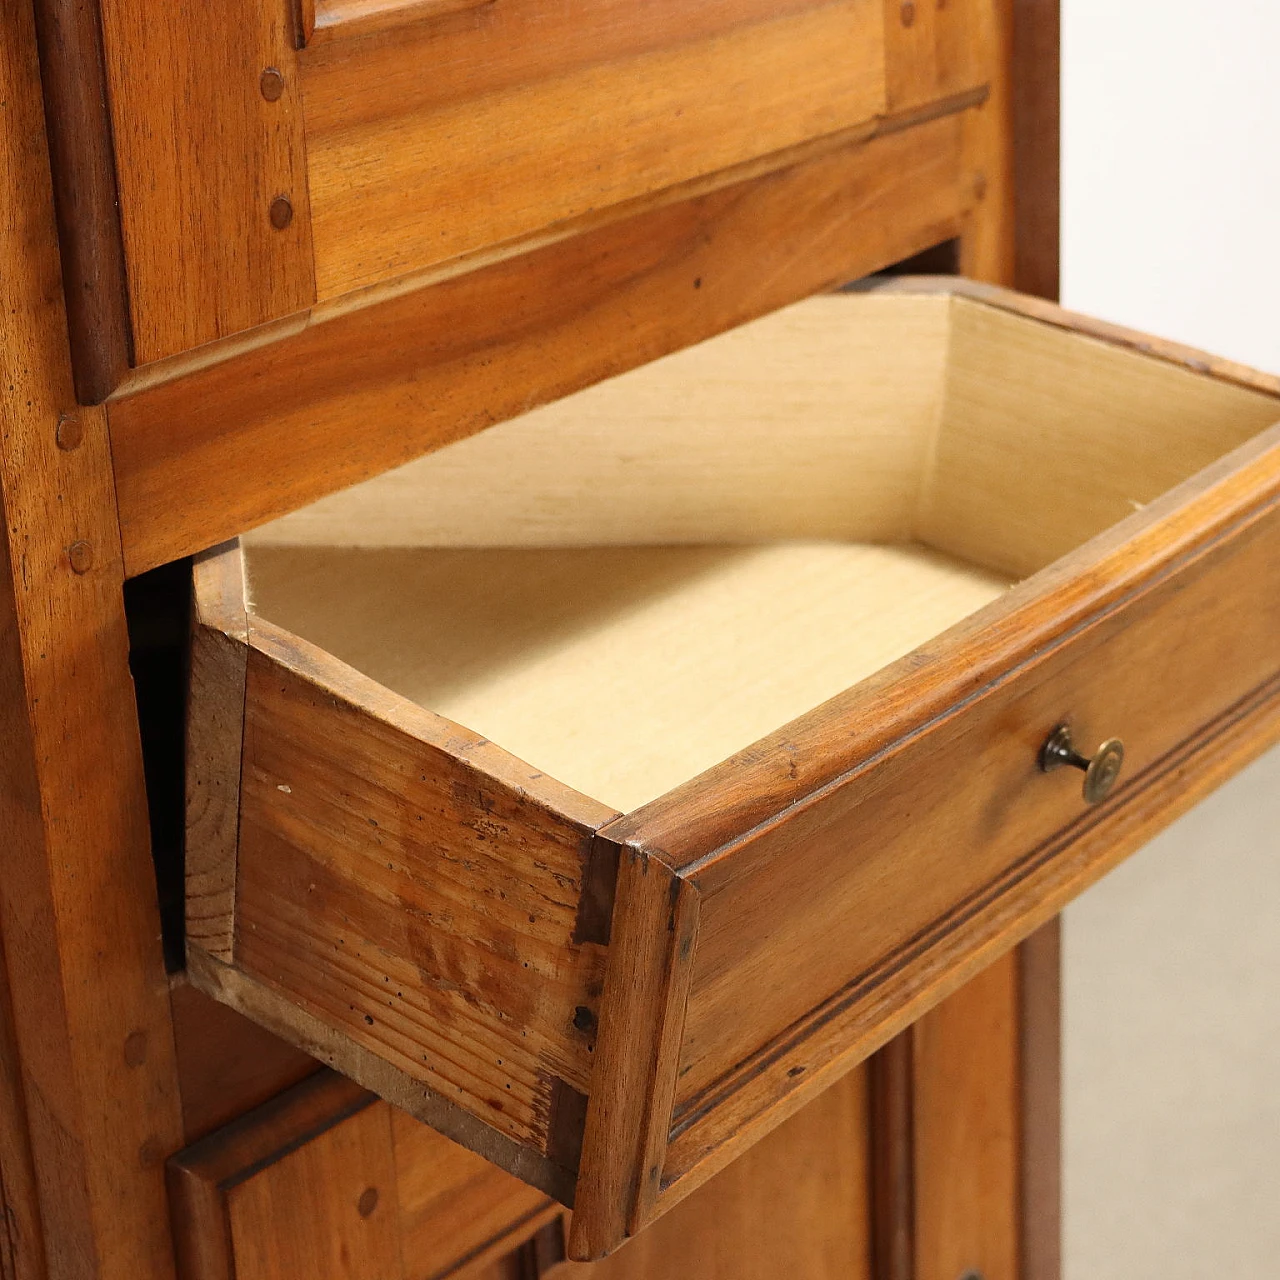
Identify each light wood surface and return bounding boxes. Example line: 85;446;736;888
246;542;1008;813
923;296;1280;576
108;110;974;576
0;2;183;1274
96;0;314;362
249;293;951;550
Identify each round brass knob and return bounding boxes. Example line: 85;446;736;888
1039;724;1125;805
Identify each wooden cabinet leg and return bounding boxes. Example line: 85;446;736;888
0;2;184;1276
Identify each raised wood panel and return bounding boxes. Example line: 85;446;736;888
169;1073;560;1280
225;1104;400;1280
302;0;887;296
109;110;973;576
96;0;315;364
391;1108;558;1280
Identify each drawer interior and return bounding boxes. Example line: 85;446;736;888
244;289;1280;815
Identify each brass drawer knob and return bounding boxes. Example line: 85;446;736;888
1039;724;1125;805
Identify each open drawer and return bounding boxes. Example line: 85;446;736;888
185;279;1280;1258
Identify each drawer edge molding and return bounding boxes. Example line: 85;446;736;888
569;850;700;1258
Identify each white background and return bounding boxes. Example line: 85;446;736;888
1061;3;1280;1276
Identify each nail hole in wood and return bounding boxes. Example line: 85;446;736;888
357;1187;379;1217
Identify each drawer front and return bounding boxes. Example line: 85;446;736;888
581;432;1280;1240
677;480;1280;1111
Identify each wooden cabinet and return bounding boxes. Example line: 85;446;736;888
182;280;1280;1256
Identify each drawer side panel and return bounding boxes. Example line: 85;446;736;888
231;624;613;1159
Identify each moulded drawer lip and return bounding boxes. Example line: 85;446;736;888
184;279;1280;1258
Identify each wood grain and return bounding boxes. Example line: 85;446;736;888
169;978;319;1145
303;1;887;295
95;0;315;363
231;616;615;1159
0;1;183;1273
109;109;974;576
168;1072;391;1280
391;1107;559;1279
884;0;984;111
569;851;697;1258
561;1068;871;1278
186;544;250;962
914;955;1019;1280
29;0;132;401
169;1070;560;1280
